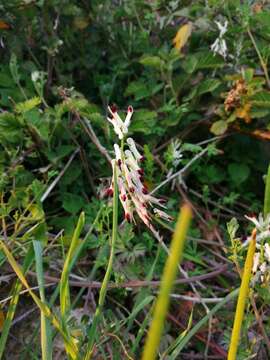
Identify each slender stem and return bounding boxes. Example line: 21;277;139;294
247;27;270;89
84;162;118;359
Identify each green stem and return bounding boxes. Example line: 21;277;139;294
84;162;118;359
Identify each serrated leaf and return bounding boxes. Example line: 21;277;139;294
173;22;192;51
196;79;221;96
15;97;41;113
251;91;270;107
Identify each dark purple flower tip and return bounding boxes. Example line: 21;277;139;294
159;198;167;205
138;168;144;176
110;104;117;113
128;105;133;113
105;188;113;197
129;187;135;193
121;194;127;201
140;156;145;163
117;159;122;167
125;213;131;223
142;187;148;194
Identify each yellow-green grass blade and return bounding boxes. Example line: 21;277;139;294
228;229;257;360
60;212;85;320
264;164;270;216
0;239;79;360
33;240;52;360
0;245;34;359
142;203;192;360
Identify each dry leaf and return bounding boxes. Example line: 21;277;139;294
235;103;251;123
252;130;270;140
0;310;5;332
0;20;11;30
173;22;192;52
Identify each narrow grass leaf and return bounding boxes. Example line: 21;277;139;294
0;239;79;359
169;288;239;359
0;245;34;360
142;204;192;360
60;212;85;319
264;164;270;216
33;240;52;360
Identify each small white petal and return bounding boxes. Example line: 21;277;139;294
252;252;260;273
265;243;270;262
127;137;143;161
124;105;133;128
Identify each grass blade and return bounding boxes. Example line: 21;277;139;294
0;239;79;359
60;212;85;320
264;164;270;216
142;203;192;360
33;240;52;360
228;229;257;360
168;288;239;359
0;245;34;360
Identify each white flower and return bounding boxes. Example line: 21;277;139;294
210;20;228;59
106;105;172;232
252;252;260;273
215;20;228;37
243;213;270;247
127;137;144;162
171;139;183;167
264;243;270;262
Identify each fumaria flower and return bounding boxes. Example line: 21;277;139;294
105;105;173;235
210;20;228;59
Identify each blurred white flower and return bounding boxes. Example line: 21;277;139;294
210;20;228;59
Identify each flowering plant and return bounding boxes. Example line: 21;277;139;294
105;105;173;236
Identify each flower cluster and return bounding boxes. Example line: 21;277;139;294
210;20;228;59
252;243;270;285
244;213;270;246
245;213;270;285
105;105;172;234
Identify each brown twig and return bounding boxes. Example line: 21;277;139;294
27;265;227;289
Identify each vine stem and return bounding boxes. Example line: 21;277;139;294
84;162;118;360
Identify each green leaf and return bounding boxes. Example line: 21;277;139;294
228;163;250;184
62;193;85;214
210;120;228;135
15;97;41;113
129;110;157;134
251;91;270;107
182;52;224;73
140;56;164;68
196;79;221;96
